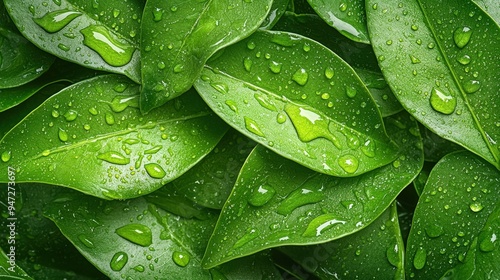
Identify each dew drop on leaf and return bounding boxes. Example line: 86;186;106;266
276;112;287;124
469;202;483;212
225;100;238;113
302;213;346;237
478;230;496;253
110;96;139;112
243;57;253;72
292;68;308;86
210;82;229;94
144;163;166;179
338;154;359;174
58;128;69;142
97;151;130;165
276;185;325;215
248;184;276;207
1;151;11;162
324;67;335;79
425;224;444;238
386;244;399;267
233;229;258;249
457;54;471;65
172;251;190;267
346;86;357;98
254;93;277;111
429;87;456;115
413;247;427;270
115;224;153;247
453;26;472;48
64;109;78;121
268;61;282;74
33;10;82;33
105;112;115;125
244;117;265;137
152;8;163;22
110;251;128;271
463;80;480;93
78;234;95;248
361;139;376;158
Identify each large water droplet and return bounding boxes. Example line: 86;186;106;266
233;229;258;249
115;224;152;247
244;117;265;137
463;80;480;93
361;139;376;158
410;55;421;64
478;230;496;253
248;184;276;207
1;151;12;162
78;234;95;248
58;128;69;142
425;224;444;238
172;251;190;267
110;95;139;112
81;25;135;67
270;33;297;47
413;247;427;270
210;82;229;94
152;8;163;21
254;93;277;111
225;100;238;112
144;163;166;179
243;57;252;72
338;154;359;174
64;109;78;121
325;67;334;79
430;87;456;115
457;54;471;65
292;68;309;86
277;185;325;215
97;151;130;165
110;251;128;271
269;61;282;74
33;10;82;33
285;104;341;148
346;86;357;98
469;202;483;212
105;112;115;125
386;244;400;267
302;213;346;237
453;26;472;48
276;112;287;124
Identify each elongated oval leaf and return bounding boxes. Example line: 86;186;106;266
0;75;227;199
195;30;398;177
202;111;422;268
280;203;405;279
140;0;273;113
306;0;370;43
366;0;500;169
405;151;500;279
4;0;142;82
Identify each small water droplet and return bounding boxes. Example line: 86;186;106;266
110;95;139;112
270;33;297;47
410;55;421;64
277;185;325;215
269;61;282;73
430;87;456;115
64;110;78;121
346;86;357;98
453;26;472;48
97;151;130;165
244;117;265;137
115;224;152;247
457;54;471;65
58;128;69;142
81;25;135;67
89;107;98;115
411;24;419;31
110;251;128;271
173;64;185;73
57;43;70;51
469;202;483;212
463;80;480;93
172;251;190;267
243;57;253;72
413;247;427;270
292;68;309;86
33;10;82;33
225;100;238;112
361;139;376;158
338;154;359;174
254;93;277;111
324;67;334;79
144;145;162;154
339;3;347;12
386;244;400;267
78;234;95;248
144;163;166;179
248;184;276;207
210;82;229;94
134;265;145;272
247;41;256;50
302;213;346;237
478;230;496;253
233;229;258;249
276;112;287;124
152;8;163;21
425;224;444;238
1;151;12;162
105;112;115;125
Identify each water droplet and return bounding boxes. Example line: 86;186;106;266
144;163;166;179
64;110;78;121
157;61;166;70
386;244;400;267
292;68;309;86
58;43;70;51
105;112;115;125
361;139;376;158
81;25;135;67
244;117;265;137
254;93;277;111
277;185;325;215
324;67;334;79
478;230;496;253
243;57;252;72
453;26;472;48
110;95;139;112
173;64;185;73
33;10;82;33
430;87;456;115
225;100;238;112
110;251;128;271
303;43;311;52
469;202;483;212
338;154;359;174
42;150;51;157
134;265;145;272
1;151;11;162
276;112;287;124
58;128;69;142
346;87;357;98
410;55;421;64
463;80;480;93
112;8;120;18
88;107;98;115
269;61;282;73
302;213;346;237
248;184;276;207
246;41;256;50
233;229;258;249
144;145;162;154
413;247;427;270
270;33;297;47
172;251;190;267
285;104;341;148
425;224;444;238
152;8;163;21
339;3;347;12
78;234;95;248
210;82;229;94
457;54;471;65
115;224;152;247
97;151;130;165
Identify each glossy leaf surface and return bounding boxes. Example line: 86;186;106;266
3;0;143;82
306;0;369;43
195;30;399;177
1;247;33;279
140;0;272;113
281;203;404;279
260;0;290;30
406;151;500;279
202;112;423;268
366;0;500;169
0;75;227;199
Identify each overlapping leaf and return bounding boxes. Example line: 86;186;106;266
195;30;399;177
202;111;423;268
406;151;500;279
0;75;227;199
366;0;500;169
140;0;272;112
3;0;143;82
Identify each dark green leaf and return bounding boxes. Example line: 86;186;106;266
405;151;500;279
195;29;399;177
3;0;143;82
0;247;33;279
202;111;422;268
0;75;227;199
306;0;370;43
280;202;405;279
260;0;290;30
140;0;273;112
366;0;500;169
420;124;463;162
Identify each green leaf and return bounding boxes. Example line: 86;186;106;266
202;111;423;268
405;151;500;279
0;26;54;89
0;247;33;279
173;129;256;209
420;124;463;162
140;0;273;113
472;0;500;24
3;0;143;83
0;75;227;199
366;0;500;169
280;202;405;279
260;0;290;30
306;0;370;43
195;29;399;177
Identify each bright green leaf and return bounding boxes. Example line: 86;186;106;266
202;111;423;268
406;151;500;279
472;0;500;24
366;0;500;169
195;29;399;177
140;0;273;113
0;75;227;199
3;0;143;82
